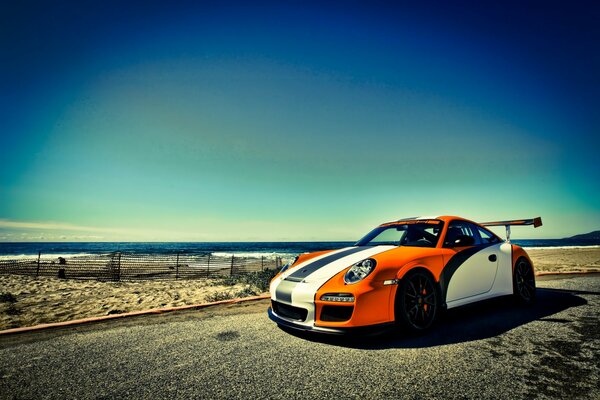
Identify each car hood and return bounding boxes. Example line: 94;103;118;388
282;245;396;283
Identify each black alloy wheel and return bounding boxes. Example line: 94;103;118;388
396;271;439;332
513;258;536;305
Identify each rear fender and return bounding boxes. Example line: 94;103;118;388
511;245;534;272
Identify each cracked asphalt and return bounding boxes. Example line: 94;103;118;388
1;274;598;399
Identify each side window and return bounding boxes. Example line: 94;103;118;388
477;226;500;244
466;223;482;245
444;221;480;247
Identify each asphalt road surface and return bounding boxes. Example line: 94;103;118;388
1;274;598;399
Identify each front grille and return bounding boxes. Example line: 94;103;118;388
320;305;354;322
272;300;308;322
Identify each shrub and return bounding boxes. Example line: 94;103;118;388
234;287;258;298
241;269;279;292
0;293;17;303
211;268;278;292
205;290;235;302
205;286;259;302
4;304;20;316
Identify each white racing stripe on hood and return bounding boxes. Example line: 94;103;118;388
269;247;350;301
300;245;395;284
279;247;350;280
290;245;395;303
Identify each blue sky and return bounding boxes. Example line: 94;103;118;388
1;1;598;241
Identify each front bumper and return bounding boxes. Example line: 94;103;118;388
268;307;395;335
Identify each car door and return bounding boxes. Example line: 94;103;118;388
442;221;500;304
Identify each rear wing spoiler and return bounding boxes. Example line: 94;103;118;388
481;217;542;242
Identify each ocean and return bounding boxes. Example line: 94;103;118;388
0;239;599;261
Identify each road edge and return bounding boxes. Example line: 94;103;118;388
535;270;600;276
0;294;270;336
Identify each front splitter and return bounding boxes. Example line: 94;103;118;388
268;307;395;336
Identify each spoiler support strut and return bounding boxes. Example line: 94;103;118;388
481;217;543;243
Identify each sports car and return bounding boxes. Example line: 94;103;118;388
268;215;542;334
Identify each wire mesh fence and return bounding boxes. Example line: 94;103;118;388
0;252;283;281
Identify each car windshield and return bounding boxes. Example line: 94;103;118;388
355;221;444;248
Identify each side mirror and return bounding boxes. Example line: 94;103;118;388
454;235;475;247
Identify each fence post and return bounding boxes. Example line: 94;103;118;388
230;255;235;277
176;252;180;280
261;255;264;271
117;252;121;281
206;254;211;278
36;251;41;277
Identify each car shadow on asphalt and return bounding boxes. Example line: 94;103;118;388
280;288;593;349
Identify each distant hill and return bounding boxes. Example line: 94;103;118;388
565;230;600;240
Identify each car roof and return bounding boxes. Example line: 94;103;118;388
380;215;477;225
377;216;502;242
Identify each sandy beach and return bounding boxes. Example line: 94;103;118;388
0;277;266;330
1;247;599;330
526;247;600;273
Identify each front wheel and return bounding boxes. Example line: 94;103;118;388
513;258;536;305
395;271;439;332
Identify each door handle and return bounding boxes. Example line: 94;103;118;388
488;254;497;262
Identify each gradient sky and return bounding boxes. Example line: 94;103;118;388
1;1;599;241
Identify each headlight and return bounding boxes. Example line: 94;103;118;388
344;258;376;284
279;255;299;274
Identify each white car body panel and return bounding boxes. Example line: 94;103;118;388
446;242;513;309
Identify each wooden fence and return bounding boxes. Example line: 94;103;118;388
0;252;283;281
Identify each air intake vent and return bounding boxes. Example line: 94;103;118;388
272;301;308;322
320;305;354;322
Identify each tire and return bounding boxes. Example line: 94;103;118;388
395;270;440;332
513;258;536;305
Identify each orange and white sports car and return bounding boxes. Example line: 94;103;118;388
268;215;542;334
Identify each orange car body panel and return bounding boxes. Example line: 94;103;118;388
511;244;534;272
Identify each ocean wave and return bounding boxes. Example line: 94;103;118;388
209;251;298;260
0;253;101;261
